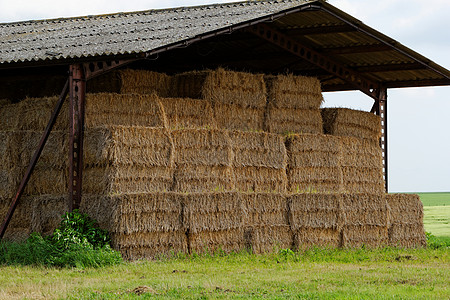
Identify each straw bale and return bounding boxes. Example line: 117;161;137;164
265;74;323;109
340;193;389;227
341;167;384;193
172;165;234;193
0;99;10;106
286;133;341;154
388;224;426;248
172;128;232;166
288;193;341;230
159;97;216;129
88;69;173;97
321;108;381;144
113;231;188;260
0;170;14;198
23;167;68;196
214;103;265;132
385;194;423;225
294;228;341;249
342;225;388;248
287;167;343;193
339;136;383;168
265;107;323;135
230;131;287;168
84;126;175;167
174;68;267;108
234;166;287;193
0;196;33;238
0;103;19;130
183;192;242;233
245;225;293;253
189;228;244;254
242;193;289;226
83;165;174;195
31;195;67;236
85;93;167;128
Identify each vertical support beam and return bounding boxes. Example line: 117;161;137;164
376;88;388;192
69;64;86;211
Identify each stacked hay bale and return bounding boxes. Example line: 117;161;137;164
264;74;323;134
285;134;342;193
184;192;244;254
81;193;187;260
242;193;291;253
289;193;342;248
231;131;287;193
340;193;389;248
172;68;267;131
171;129;234;192
386;194;426;247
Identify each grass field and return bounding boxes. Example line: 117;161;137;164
418;192;450;238
0;247;449;299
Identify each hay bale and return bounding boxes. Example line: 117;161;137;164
386;194;426;248
321;108;381;144
288;193;341;230
31;195;67;236
264;107;323;135
244;225;293;253
189;228;244;254
173;68;267;108
172;129;234;192
265;74;323;109
183;192;243;233
340;193;389;227
231;131;287;193
342;225;388;248
286;134;342;193
0;196;33;241
84;126;175;167
214;103;265;132
0;99;10;106
242;193;288;226
294;228;341;249
113;231;188;260
23;167;68;196
87;69;173;97
0;103;19;130
159;97;216;129
85;93;167;128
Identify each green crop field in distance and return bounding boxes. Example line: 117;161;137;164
417;192;450;238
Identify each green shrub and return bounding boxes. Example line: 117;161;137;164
0;210;122;268
426;232;450;249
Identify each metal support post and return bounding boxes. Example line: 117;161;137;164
376;88;388;192
69;64;86;211
0;80;69;239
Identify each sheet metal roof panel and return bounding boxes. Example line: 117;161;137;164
0;0;312;65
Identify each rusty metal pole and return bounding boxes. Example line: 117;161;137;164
0;80;69;239
376;88;388;192
68;64;86;211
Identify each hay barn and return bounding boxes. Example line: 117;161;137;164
1;0;449;258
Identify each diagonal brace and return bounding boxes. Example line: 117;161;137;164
247;23;381;100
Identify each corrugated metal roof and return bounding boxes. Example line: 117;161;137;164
0;0;312;65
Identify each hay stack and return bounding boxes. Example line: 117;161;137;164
172;129;234;192
340;136;384;193
340;193;389;248
264;74;323;134
214;103;265;132
87;69;173;97
173;68;267;108
286;134;342;193
30;195;67;236
159;97;216;129
242;193;292;253
81;193;187;259
386;194;426;248
0;196;33;241
85;93;166;128
231;131;287;193
289;193;342;248
321;108;381;144
83;126;175;195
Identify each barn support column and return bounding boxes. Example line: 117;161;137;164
69;64;86;211
0;80;69;239
372;88;388;192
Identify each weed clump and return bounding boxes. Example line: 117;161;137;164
0;210;122;268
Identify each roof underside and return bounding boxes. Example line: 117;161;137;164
0;0;449;95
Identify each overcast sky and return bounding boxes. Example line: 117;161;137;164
1;0;449;192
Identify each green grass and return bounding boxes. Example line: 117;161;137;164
0;247;449;299
417;192;450;238
417;192;450;207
